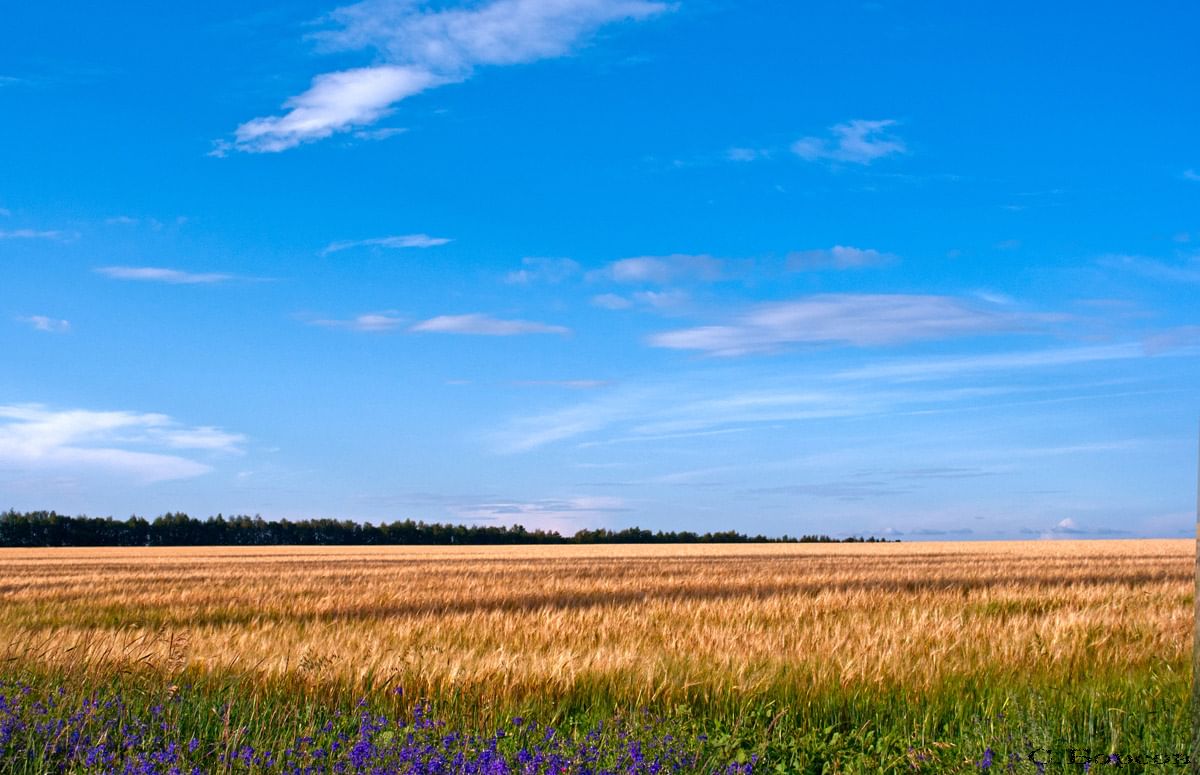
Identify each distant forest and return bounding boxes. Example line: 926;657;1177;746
0;510;894;547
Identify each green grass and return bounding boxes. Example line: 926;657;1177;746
0;661;1188;774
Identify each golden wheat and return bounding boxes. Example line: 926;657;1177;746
0;540;1189;707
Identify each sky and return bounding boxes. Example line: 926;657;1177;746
1;0;1198;540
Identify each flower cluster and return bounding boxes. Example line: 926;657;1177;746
0;680;754;774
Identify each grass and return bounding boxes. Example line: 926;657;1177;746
0;540;1191;772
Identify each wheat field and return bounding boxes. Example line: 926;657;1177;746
0;540;1189;711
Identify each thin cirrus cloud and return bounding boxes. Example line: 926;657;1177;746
17;315;70;333
787;245;897;271
791;119;906;165
225;0;672;153
505;257;581;284
320;233;452;255
587;254;723;284
0;228;68;240
95;266;236;284
310;313;407;332
591;289;689;311
309;312;569;335
0;404;244;484
411;313;569;336
648;294;1045;356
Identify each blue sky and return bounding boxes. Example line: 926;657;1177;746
2;0;1198;539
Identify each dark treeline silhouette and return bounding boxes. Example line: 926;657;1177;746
0;510;894;547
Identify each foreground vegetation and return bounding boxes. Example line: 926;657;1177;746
0;541;1189;772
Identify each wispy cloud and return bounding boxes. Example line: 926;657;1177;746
309;312;406;332
588;254;723;284
17;315;70;333
0;207;11;217
95;266;236;284
353;126;408;141
226;0;671;153
591;293;634;310
591;289;690;311
791;119;906;165
321;233;451;254
648;294;1038;356
490;352;1162;453
787;245;896;271
1023;517;1131;539
505;256;581;284
0;404;244;483
0;228;68;240
1183;169;1200;182
411;313;569;336
832;343;1145;382
221;66;444;155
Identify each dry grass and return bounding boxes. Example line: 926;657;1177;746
0;540;1190;709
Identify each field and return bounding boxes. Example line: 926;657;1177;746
0;540;1191;773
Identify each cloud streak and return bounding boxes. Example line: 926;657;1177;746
227;0;670;152
321;233;452;255
648;294;1039;356
0;229;68;240
95;266;236;284
411;313;569;336
588;254;723;284
309;312;407;332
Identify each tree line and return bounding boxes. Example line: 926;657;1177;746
0;510;894;547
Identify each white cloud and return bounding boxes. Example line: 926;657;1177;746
1183;169;1200;182
0;228;66;240
505;256;581;284
160;426;248;451
591;290;688;311
591;293;633;310
588;253;723;284
791;119;906;165
228;0;670;152
0;404;244;483
17;315;70;333
321;233;452;254
787;245;896;271
105;215;140;225
648;294;1036;356
95;266;235;284
410;313;569;335
310;312;406;332
229;65;445;154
